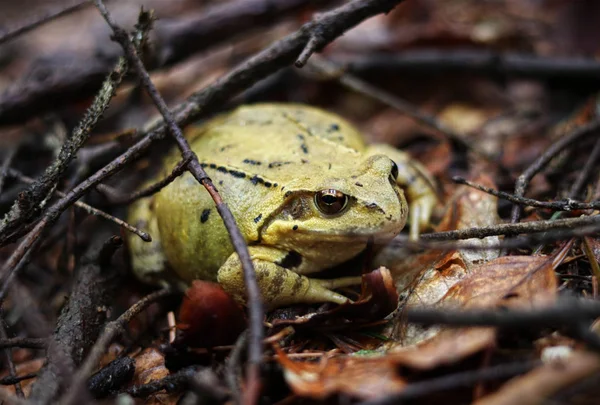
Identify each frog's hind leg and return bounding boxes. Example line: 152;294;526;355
217;246;361;309
365;144;438;240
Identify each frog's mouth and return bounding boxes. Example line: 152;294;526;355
289;226;401;243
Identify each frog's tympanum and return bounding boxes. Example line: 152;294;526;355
128;104;436;309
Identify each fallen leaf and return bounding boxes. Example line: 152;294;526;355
276;346;406;400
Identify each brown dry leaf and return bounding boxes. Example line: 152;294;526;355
130;348;180;405
271;266;399;329
475;351;600;405
276;347;407;400
376;174;501;348
443;255;558;310
377;174;501;297
390;254;558;367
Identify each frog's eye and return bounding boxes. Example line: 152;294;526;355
314;189;348;216
390;160;399;182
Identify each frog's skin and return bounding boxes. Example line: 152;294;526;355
128;104;436;309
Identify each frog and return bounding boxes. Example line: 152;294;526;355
127;103;437;309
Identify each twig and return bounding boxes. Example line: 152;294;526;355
337;50;600;80
569;137;600;199
511;118;600;223
0;229;44;304
7;168;151;241
94;3;264;404
404;298;600;329
360;361;539;405
0;373;36;386
101;156;191;205
226;330;248;404
57;288;174;405
87;357;135;399
186;369;230;403
0;0;89;45
125;367;196;397
306;56;495;161
0;11;155;311
0;44;130;244
0;337;47;349
158;0;338;65
0;148;17;196
0;0;335;126
0;317;23;397
420;215;600;241
453;176;600;211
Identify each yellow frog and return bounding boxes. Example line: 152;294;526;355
127;104;436;309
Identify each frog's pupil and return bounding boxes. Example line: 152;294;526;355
322;194;337;204
315;189;348;215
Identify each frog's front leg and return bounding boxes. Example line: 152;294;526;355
366;144;438;240
217;246;361;309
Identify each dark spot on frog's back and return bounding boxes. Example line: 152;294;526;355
228;169;246;178
254;213;262;223
276;250;302;269
268;161;291;169
327;123;340;133
297;134;309;154
200;208;211;223
243;159;261;166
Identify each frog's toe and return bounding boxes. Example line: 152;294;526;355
217;252;358;309
409;195;436;240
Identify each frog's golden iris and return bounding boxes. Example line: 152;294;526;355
314;189;348;216
128;104;437;309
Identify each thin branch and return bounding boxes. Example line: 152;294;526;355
0;317;24;397
0;337;46;350
0;12;155;305
0;148;17;196
57;288;174;405
338;50;600;80
453;176;600;211
0;373;36;386
0;0;89;45
0;0;337;126
511;118;600;223
0;45;130;244
7;169;150;241
420;215;600;241
306;56;495;161
94;3;262;404
569;137;600;199
403;298;600;329
125;367;195;398
360;361;539;405
100;155;191;205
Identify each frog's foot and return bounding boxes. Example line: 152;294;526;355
217;248;361;309
408;193;437;241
